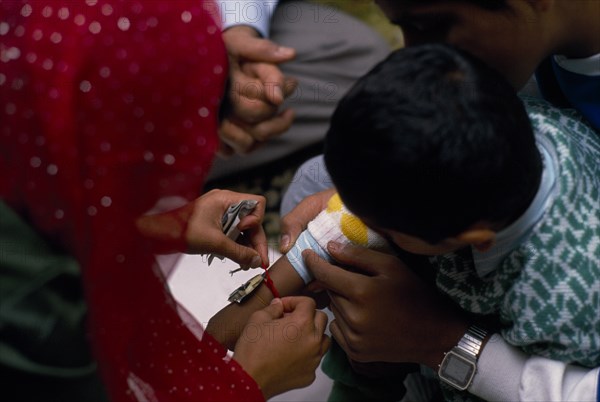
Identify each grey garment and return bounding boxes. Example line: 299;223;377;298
208;1;390;180
280;154;331;215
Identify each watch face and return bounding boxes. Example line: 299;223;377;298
438;350;476;391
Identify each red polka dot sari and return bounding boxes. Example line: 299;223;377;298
1;1;265;400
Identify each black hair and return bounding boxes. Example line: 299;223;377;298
324;43;542;244
402;0;506;9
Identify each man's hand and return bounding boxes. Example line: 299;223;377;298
304;242;469;369
233;297;331;400
220;26;298;155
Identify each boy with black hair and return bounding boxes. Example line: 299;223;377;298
208;43;599;400
327;44;542;248
324;43;599;368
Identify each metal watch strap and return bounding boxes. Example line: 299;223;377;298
456;325;487;359
438;324;489;391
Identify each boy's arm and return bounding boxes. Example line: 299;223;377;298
207;192;390;350
206;255;305;351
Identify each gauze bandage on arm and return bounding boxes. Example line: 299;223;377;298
286;193;390;284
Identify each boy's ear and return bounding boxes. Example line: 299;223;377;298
456;228;496;253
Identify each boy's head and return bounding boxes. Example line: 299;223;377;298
375;0;569;89
324;43;542;255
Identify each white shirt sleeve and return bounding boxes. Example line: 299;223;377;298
470;334;599;401
554;54;600;76
215;1;279;37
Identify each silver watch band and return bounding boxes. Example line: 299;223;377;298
456;325;488;359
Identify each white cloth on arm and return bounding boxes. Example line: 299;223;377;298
286;230;331;284
286;194;389;284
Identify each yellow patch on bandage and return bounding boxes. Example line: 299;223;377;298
326;193;344;213
340;213;369;246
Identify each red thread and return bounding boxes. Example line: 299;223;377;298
262;263;280;299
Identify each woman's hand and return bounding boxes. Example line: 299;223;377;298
184;189;269;268
136;189;269;268
305;242;469;369
233;297;331;400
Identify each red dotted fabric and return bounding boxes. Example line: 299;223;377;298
1;1;264;400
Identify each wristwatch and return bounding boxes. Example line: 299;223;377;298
438;325;488;391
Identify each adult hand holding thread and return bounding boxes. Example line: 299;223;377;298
233;297;331;400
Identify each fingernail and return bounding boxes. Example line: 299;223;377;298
270;297;282;305
251;255;262;268
276;46;294;57
327;241;341;253
273;86;284;102
280;235;290;251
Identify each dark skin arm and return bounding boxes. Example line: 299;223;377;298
206;254;306;350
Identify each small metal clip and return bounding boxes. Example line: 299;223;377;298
227;273;266;304
207;200;259;266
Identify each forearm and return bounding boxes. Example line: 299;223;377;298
135;203;192;254
470;334;599;401
206;255;305;350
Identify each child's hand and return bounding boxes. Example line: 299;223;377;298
233;297;331;400
279;188;336;253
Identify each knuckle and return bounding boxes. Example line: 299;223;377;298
280;215;292;226
230;136;254;152
347;337;368;357
218;126;236;141
304;298;317;310
296;312;312;327
347;315;363;333
255;40;273;54
255;195;267;205
302;250;320;269
347;244;369;261
345;341;362;360
315;310;327;322
250;127;271;142
280;216;297;231
249;309;268;323
352;286;368;303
